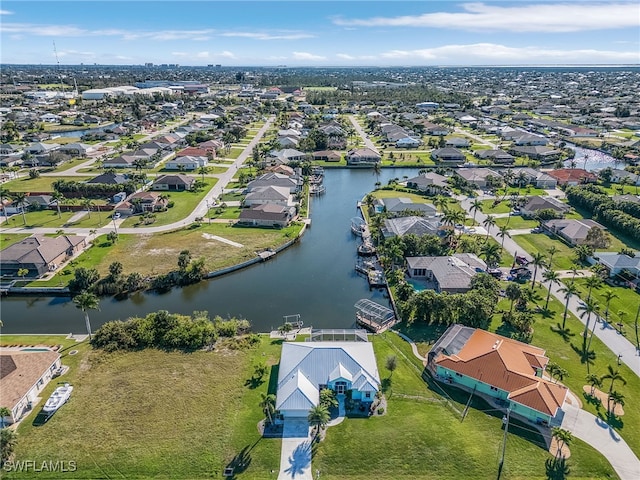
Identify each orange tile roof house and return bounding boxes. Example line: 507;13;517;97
428;325;567;426
547;168;597;186
0;349;62;424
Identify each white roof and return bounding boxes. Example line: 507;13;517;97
276;342;380;411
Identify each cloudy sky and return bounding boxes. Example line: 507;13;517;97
1;1;639;66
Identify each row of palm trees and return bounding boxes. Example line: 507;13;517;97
586;365;627;415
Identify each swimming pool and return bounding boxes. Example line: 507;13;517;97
20;348;52;352
407;279;427;292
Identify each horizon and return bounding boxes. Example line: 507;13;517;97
1;1;639;67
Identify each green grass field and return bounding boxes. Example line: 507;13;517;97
512;233;577;270
2;176;92;193
495;215;538;230
480;199;512;214
314;333;619;479
3;335;282;480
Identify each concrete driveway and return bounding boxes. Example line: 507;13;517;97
561;404;640;480
278;419;313;480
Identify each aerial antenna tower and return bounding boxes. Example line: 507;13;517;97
53;40;65;94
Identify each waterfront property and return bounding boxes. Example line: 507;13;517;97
345;147;381;166
375;197;437;217
275;341;380;418
427;325;568;426
0;349;62;425
0;234;87;277
405;253;486;293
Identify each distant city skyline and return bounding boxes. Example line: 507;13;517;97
1;1;639;67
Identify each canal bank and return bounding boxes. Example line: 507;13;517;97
1;168;419;335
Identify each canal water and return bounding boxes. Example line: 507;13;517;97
565;144;623;171
1;168;418;335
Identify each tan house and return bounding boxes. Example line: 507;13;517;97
0;349;62;424
0;235;87;277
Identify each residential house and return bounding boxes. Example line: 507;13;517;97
456;168;503;189
422;122;450;136
267;149;308;165
0;144;23;156
509;168;557;189
151;174;196;191
520;196;570;218
382;216;442;239
246;173;302;194
128;191;168;212
428;325;568;426
102;154;139;169
376;197;437;217
476;149;515;165
510;146;561;162
0;350;62;424
588;252;640;279
276;136;300;148
164;156;208;171
39;113;61;123
243;185;293;208
405;172;449;195
177;146;214;158
512;134;548;146
57;143;94;156
87;172;129;185
346;148;381;166
237;203;296;228
311;150;342;162
0;234;87;277
431;147;466;164
445;137;470;148
547;168;597;186
543;219;606;246
276;341;380;418
610;169;640;186
405;253;487;293
396;137;422;148
25;142;59;155
613;194;640;204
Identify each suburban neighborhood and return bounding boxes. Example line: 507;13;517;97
1;60;639;480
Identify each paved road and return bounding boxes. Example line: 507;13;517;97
454;127;498;149
561;404;640;480
347;115;377;151
0;117;275;236
458;195;640;378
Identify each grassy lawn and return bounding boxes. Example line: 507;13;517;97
480;199;512;214
5;210;78;229
5;335;282;479
496;187;548;197
210;206;242;220
512;233;576;269
44;158;89;172
495;215;538;230
32;223;302;284
371;189;436;205
64;210;112;229
0;233;30;249
2;176;92;193
44;137;81;145
573;278;640;334
119;178;218;228
313;332;618;479
227;147;244;159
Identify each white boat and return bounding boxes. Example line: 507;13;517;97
42;383;73;414
310;184;326;195
350;217;367;236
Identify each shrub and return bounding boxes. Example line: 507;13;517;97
377;407;385;415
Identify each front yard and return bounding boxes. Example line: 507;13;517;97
2;176;92;193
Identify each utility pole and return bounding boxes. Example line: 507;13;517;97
498;408;511;479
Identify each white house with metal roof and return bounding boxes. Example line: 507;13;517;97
276;342;381;418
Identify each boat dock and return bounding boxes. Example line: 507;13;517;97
354;299;398;333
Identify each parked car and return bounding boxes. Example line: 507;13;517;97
515;255;529;265
531;227;542;233
112;212;121;220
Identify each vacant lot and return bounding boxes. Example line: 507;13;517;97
2;176;92;193
5;335;282;479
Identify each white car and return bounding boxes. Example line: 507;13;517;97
112;212;121;220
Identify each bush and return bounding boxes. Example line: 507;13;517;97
377;407;385;415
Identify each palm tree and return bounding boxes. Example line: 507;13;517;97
601;365;626;393
259;392;276;426
577;299;599;353
584;275;602;303
551;427;573;459
529;252;547;290
470;199;483;223
569;263;583;280
480;241;501;267
51;191;65;219
11;191;27;225
505;282;521;314
601;290;618;323
73;291;100;340
433;195;449;213
585;373;602;396
0;427;18;464
82;198;94;219
543;270;560;310
482;215;496;241
197;166;209;182
547;246;558;268
607;390;625;416
497;225;510;253
0;186;10;221
307;404;330;440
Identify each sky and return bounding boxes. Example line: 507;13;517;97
1;1;639;66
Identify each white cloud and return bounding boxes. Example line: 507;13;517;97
56;49;96;58
220;32;314;40
0;10;13;15
336;53;355;60
292;51;326;61
334;2;640;33
196;51;209;58
219;51;235;59
380;43;640;63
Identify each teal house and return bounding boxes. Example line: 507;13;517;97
428;325;568;426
